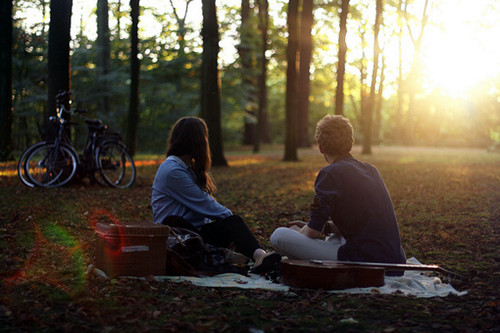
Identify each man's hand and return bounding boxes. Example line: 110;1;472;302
287;220;306;231
322;221;341;236
300;225;321;239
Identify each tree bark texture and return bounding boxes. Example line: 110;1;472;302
97;0;111;114
239;0;257;145
126;0;140;155
0;0;13;160
296;0;313;148
284;0;300;161
335;0;349;116
201;0;227;166
254;0;270;153
362;0;383;155
47;0;72;125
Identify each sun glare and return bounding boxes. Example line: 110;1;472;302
16;0;500;100
420;1;500;98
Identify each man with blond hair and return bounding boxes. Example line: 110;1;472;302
271;115;406;272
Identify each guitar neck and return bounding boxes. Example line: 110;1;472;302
310;260;464;280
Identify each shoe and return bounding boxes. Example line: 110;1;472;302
225;250;250;265
250;252;282;274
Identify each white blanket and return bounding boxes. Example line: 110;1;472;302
92;257;467;298
154;258;467;298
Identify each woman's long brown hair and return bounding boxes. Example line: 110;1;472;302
166;117;216;194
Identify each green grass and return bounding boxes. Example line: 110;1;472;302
1;145;499;332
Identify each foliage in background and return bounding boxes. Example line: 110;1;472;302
9;0;500;156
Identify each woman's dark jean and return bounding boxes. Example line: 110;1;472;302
161;215;261;259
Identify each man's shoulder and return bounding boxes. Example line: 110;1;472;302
321;157;378;177
321;157;357;172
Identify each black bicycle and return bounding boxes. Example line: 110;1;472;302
18;91;136;189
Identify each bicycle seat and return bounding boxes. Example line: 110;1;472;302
85;119;106;131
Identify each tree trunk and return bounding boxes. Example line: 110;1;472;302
374;55;385;144
168;0;193;92
404;0;430;145
395;0;404;144
296;0;313;148
168;0;193;56
254;0;270;153
201;0;227;166
126;0;140;156
0;0;13;161
97;0;111;114
283;0;300;161
358;25;367;137
115;0;123;39
47;0;72;133
362;0;383;155
335;0;349;116
238;0;257;145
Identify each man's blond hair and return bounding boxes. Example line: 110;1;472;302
315;115;354;155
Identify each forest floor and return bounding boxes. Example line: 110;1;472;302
0;145;499;332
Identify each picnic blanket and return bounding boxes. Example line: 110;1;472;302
93;258;467;298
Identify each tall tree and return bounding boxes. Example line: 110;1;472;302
97;0;111;114
296;0;314;148
361;0;383;155
113;0;124;39
353;19;369;131
395;0;404;143
169;0;194;56
200;0;227;166
0;0;13;161
335;0;349;116
47;0;72;125
404;0;430;144
283;0;300;161
373;54;386;143
238;0;258;145
126;0;140;155
253;0;270;153
168;0;194;92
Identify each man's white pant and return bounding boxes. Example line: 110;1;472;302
270;227;346;261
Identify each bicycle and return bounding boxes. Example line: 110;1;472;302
18;91;136;189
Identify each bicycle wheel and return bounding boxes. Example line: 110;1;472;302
25;142;79;188
96;141;136;188
17;141;48;187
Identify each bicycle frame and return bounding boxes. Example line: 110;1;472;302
32;95;80;184
80;119;106;174
20;91;135;188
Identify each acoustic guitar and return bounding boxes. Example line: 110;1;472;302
280;259;464;290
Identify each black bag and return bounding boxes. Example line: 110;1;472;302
166;227;249;276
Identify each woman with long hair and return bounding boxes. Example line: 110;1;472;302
152;116;280;273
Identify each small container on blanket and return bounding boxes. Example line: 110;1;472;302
94;221;171;278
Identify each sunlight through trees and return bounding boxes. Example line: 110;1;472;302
2;0;500;161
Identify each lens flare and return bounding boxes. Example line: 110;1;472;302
4;222;86;297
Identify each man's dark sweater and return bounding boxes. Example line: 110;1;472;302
308;155;406;266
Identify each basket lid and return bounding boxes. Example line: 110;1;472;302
95;221;171;238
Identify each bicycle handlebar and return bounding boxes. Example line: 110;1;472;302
54;92;100;128
56;90;72;100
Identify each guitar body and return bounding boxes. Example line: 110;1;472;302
280;259;385;290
